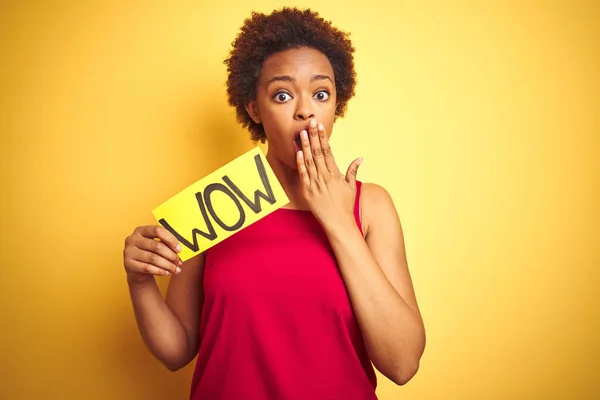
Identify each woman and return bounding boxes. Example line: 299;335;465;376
123;7;426;400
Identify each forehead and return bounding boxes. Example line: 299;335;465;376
259;47;334;80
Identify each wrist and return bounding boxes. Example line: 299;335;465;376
126;272;156;288
321;213;360;238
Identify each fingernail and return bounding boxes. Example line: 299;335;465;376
301;130;308;139
165;271;171;276
178;258;183;266
310;120;316;127
318;123;324;131
176;243;182;252
176;267;182;274
358;157;363;165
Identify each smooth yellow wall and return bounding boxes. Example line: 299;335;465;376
1;1;598;399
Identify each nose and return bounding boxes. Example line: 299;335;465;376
294;96;314;121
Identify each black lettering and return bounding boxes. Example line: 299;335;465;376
222;154;277;213
203;183;245;231
157;191;217;252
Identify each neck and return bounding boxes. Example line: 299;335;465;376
265;148;308;210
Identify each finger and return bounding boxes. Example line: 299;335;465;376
296;150;310;186
300;130;317;181
135;225;182;254
136;235;182;267
130;246;181;275
317;123;339;173
127;259;172;276
308;119;328;177
345;157;363;189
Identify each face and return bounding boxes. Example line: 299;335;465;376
246;46;337;169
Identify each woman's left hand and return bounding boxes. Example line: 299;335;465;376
296;118;363;231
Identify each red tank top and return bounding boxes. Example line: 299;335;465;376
189;181;378;399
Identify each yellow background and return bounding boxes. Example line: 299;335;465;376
0;1;598;399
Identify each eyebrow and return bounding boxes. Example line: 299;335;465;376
267;74;333;86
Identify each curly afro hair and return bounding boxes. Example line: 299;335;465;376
224;7;357;143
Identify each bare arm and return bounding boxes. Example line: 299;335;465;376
125;226;205;371
323;184;426;385
293;118;425;385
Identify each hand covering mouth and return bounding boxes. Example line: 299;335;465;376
293;127;308;151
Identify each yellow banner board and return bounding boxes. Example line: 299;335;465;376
152;147;289;261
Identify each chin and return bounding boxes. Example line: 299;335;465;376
266;147;298;171
285;154;299;170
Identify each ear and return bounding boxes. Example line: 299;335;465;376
245;100;261;123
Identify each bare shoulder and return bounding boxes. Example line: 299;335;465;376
360;182;395;205
360;182;401;238
359;183;421;320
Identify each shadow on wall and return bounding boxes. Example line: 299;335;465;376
108;88;258;399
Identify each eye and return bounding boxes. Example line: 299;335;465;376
273;92;293;103
314;90;330;101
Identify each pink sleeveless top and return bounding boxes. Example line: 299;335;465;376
189;181;378;399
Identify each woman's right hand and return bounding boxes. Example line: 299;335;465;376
123;225;183;284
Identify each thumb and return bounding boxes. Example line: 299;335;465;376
345;157;363;187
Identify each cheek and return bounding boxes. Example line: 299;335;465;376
261;109;292;142
325;102;337;123
258;104;282;130
325;117;335;136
